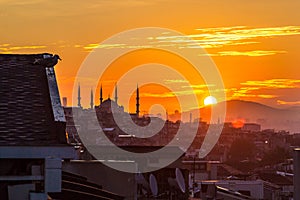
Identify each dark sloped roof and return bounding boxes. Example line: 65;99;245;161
49;171;124;200
258;172;293;186
0;53;67;145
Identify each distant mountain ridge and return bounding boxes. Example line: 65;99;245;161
178;100;300;133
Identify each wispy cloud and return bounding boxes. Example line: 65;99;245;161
229;79;300;99
210;50;286;57
141;89;205;98
164;79;188;84
231;87;261;98
277;100;300;105
174;89;205;96
141;92;175;98
82;43;156;52
231;88;278;99
182;84;215;89
82;25;300;56
257;94;278;99
156;26;300;49
240;79;300;89
195;26;247;32
83;43;127;50
0;44;47;53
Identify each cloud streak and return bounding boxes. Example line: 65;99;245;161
231;89;278;99
83;43;127;50
164;79;188;84
82;25;300;56
277;100;300;105
156;26;300;49
141;89;205;98
240;79;300;89
204;50;287;57
229;79;300;99
0;44;47;53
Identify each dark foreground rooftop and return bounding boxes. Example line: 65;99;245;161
0;53;67;145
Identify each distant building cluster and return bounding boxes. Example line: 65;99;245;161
62;88;300;199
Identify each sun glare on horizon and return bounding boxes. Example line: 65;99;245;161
204;96;218;106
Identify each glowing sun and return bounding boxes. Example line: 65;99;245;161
204;96;217;106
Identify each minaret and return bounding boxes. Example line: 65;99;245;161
77;83;82;108
90;88;94;109
166;110;169;121
100;84;103;104
136;84;140;116
114;83;118;105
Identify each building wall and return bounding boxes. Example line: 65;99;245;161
63;160;138;200
241;123;261;132
216;180;264;199
294;148;300;200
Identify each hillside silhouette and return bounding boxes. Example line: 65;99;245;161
171;100;300;133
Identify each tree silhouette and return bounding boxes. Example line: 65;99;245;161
262;147;289;165
228;138;255;162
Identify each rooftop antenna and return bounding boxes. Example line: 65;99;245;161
166;109;169;121
100;84;103;104
77;83;82;108
136;84;140;116
114;82;118;104
90;88;94;109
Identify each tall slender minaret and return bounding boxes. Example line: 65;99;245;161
114;83;118;105
136;84;140;116
166;110;169;121
77;83;82;108
90;88;94;109
100;84;103;104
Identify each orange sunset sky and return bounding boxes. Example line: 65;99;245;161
1;0;300;114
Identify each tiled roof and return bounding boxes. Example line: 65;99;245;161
0;54;67;145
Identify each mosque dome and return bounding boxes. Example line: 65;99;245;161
98;98;124;113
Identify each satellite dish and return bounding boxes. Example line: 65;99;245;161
136;172;149;195
136;172;149;187
176;168;186;193
149;174;158;197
